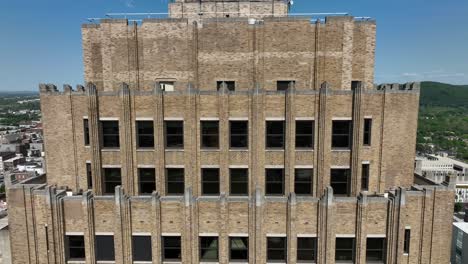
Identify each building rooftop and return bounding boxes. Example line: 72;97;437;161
454;222;468;234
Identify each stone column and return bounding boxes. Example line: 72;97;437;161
82;190;96;264
153;85;165;195
355;192;368;264
87;83;103;195
318;187;335;264
351;84;363;196
316;83;329;197
285;82;296;195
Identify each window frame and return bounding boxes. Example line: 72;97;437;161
230;120;249;149
86;162;92;189
294;168;313;195
335;237;355;262
229;168;249;196
65;235;86;261
132;235;152;262
277;80;295;91
265;168;285;196
166;168;185;195
297;237;317;262
295;120;314;149
217;81;236;91
331;120;352;149
160;81;175;92
266;121;285;149
366;237;386;263
363;118;372;146
199;236;219;262
95;235;115;261
267;236;287;262
404;229;411;255
103;168;121;195
330;168;351;196
201;168;220;196
100;120;120;149
165;120;184;149
162;236;182;262
136;120;155;149
229;237;249;262
361;164;370;191
138;168;156;195
201;121;220;149
83;119;90;146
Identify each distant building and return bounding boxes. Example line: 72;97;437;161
0;153;15;174
2;156;25;172
452;221;468;264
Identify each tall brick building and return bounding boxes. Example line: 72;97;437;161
8;0;454;263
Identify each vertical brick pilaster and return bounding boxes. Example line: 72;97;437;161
151;192;162;264
318;187;335;264
351;85;363;196
386;188;406;264
316;83;329;197
114;186;126;264
418;188;434;264
153;85;165;196
120;84;135;195
219;85;230;196
87;83;103;195
285;83;296;195
355;192;368;264
254;187;264;264
287;193;297;263
219;194;229;264
82;191;96;264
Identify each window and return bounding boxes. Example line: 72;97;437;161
100;121;120;148
366;238;386;262
335;237;355;262
296;120;314;149
217;81;235;91
230;168;249;196
266;121;285;149
165;121;184;149
361;164;369;191
332;120;352;149
267;237;287;262
277;80;295;91
137;121;154;148
230;121;248;149
103;168;121;194
95;235;115;261
166;168;185;195
363;118;372;146
200;237;219;262
162;236;182;261
202;168;220;195
404;229;411;254
331;169;351;196
295;169;313;195
66;235;85;261
160;81;175;92
83;119;90;146
201;121;219;149
265;169;284;195
86;163;92;189
351;80;362;90
297;237;317;262
133;236;152;261
139;168;156;195
230;237;248;261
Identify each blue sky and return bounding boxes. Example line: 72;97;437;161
0;0;467;91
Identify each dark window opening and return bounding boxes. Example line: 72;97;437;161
201;121;219;149
200;237;219;262
295;169;313;195
230;121;248;149
296;120;314;149
297;237;316;262
331;169;351;196
332;120;352;149
103;168;121;194
366;238;386;262
132;236;152;261
100;121;120;148
266;121;285;149
230;168;248;196
166;168;185;195
217;81;235;91
335;237;355;262
361;164;369;191
165;121;184;149
163;236;182;261
139;168;156;195
404;229;411;254
86;163;92;189
202;168;220;195
351;80;362;90
137;121;154;148
95;235;115;261
267;237;287;262
66;235;85;261
277;80;295;91
266;169;284;195
83;119;90;146
230;237;249;261
363;118;372;146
